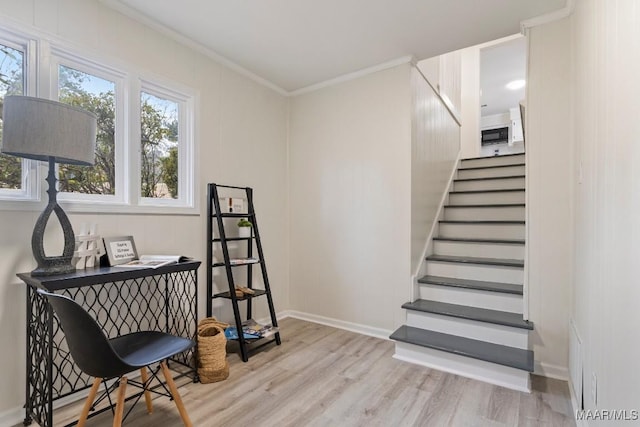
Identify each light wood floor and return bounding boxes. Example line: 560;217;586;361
44;318;575;426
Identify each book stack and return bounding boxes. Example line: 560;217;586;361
224;319;279;340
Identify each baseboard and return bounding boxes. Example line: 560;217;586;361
280;310;393;341
534;361;569;381
0;406;23;427
569;377;587;427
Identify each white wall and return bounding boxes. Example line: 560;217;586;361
570;0;640;419
0;0;288;420
288;64;412;333
460;46;481;159
410;67;460;274
526;17;573;380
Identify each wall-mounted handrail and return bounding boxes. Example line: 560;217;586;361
412;63;462;127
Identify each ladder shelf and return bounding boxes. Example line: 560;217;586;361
206;183;281;362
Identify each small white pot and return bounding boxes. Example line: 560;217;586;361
238;226;252;238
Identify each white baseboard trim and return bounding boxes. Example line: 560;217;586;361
569;378;587;427
534;361;569;381
0;406;23;427
279;310;393;341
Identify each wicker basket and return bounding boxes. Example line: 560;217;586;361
197;317;230;383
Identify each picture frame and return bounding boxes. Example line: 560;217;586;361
103;236;138;266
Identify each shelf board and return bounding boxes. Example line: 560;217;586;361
213;289;267;300
212;259;260;268
212;236;255;242
212;213;254;218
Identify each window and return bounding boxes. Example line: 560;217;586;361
140;91;179;199
0;29;195;212
57;64;117;196
0;41;25;191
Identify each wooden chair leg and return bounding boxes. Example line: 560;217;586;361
113;376;128;427
140;367;153;414
78;377;102;427
160;361;193;427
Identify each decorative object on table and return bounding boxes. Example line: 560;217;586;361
220;197;245;213
102;235;138;266
237;217;252;238
1;96;97;276
73;223;101;270
197;317;230;384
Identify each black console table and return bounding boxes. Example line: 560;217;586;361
18;261;201;427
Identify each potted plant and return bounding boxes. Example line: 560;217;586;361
237;218;252;238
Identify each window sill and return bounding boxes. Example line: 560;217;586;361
0;198;200;216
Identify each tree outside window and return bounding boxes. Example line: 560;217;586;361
58;65;116;195
0;44;24;190
140;92;179;199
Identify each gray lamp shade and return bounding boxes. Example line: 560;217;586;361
1;95;97;165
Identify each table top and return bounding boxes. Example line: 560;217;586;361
17;260;201;291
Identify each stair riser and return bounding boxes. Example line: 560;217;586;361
449;191;525;205
457;165;525;180
393;342;531;392
425;261;523;286
454;177;525;192
433;241;525;259
418;282;523;312
460;154;525;169
444;206;525;221
439;223;525;240
406;311;529;349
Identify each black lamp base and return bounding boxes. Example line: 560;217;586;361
31;158;76;277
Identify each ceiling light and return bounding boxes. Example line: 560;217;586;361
506;79;526;90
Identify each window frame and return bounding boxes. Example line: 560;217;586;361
0;30;39;203
137;79;195;209
0;21;198;215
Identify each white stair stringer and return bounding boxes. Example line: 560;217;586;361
393;341;531;393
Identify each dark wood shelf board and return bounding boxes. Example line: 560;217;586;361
213;213;254;218
390;325;533;372
402;299;533;330
426;254;524;268
212;237;255;242
213;289;267;300
418;275;523;295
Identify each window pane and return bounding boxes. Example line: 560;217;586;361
0;43;24;190
140;92;178;199
58;65;116;195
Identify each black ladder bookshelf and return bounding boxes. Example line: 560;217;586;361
206;183;281;362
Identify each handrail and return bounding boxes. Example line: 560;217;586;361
412;63;462;127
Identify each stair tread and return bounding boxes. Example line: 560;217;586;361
390;325;534;372
426;254;524;268
450;188;525;194
461;153;525;161
458;163;525;171
433;237;525;245
402;299;533;330
418;275;523;295
440;220;525;224
454;175;525;182
445;204;525;208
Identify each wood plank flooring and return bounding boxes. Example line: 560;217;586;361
43;318;575;426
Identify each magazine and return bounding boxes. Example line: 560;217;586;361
229;257;260;265
224;319;279;340
114;255;192;269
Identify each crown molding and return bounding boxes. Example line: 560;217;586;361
99;0;289;96
520;0;575;33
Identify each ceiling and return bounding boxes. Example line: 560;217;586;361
480;36;527;116
103;0;566;93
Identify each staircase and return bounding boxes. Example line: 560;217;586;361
390;153;534;392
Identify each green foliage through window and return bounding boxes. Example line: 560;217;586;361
0;43;24;190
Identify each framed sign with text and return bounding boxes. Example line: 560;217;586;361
103;236;139;266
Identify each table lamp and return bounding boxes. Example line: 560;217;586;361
1;96;97;276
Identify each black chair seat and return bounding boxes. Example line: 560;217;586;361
110;331;194;369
